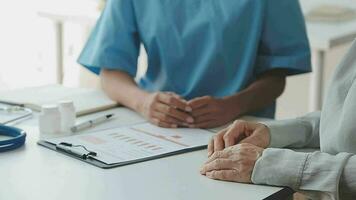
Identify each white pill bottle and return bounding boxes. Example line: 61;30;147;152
39;105;62;135
58;100;76;133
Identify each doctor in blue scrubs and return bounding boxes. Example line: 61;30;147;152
78;0;311;128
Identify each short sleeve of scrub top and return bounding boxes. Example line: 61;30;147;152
254;0;311;76
78;0;140;77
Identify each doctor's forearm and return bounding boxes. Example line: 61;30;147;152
226;69;287;116
100;69;148;112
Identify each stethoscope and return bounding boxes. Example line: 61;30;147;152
0;106;30;152
0;125;26;152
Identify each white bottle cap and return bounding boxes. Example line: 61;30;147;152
58;100;74;107
42;105;59;113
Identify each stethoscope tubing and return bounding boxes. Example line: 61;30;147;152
0;125;27;152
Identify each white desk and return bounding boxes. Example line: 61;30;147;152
0;107;293;200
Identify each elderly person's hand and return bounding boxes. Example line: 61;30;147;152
207;120;270;157
200;143;263;183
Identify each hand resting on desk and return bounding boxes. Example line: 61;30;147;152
200;143;263;183
137;92;194;128
138;93;244;129
200;120;271;183
207;120;270;156
187;96;243;129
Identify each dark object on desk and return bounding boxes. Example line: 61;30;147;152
264;187;295;200
56;142;97;159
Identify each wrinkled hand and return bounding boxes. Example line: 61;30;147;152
188;96;238;128
207;120;270;157
200;143;263;183
138;92;194;128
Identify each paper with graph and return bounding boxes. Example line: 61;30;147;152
45;123;215;165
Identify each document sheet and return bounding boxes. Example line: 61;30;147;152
46;123;215;165
0;84;117;116
0;111;26;124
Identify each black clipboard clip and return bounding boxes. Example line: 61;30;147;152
56;142;97;159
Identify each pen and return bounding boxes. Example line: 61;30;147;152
71;114;114;132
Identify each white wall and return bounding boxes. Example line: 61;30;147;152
276;43;352;119
0;0;58;90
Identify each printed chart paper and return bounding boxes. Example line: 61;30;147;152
46;123;215;164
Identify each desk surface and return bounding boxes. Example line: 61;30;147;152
0;107;290;200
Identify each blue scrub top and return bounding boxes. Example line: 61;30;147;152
78;0;311;118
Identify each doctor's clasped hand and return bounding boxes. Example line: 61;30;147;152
187;96;242;129
137;92;194;128
138;93;245;129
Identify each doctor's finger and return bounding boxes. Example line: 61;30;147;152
155;103;194;123
194;114;215;124
165;92;183;100
151;118;175;128
158;93;191;112
151;112;180;128
190;107;211;117
188;96;212;109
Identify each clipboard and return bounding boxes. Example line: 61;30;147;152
38;140;110;168
37;123;215;169
37;140;208;169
